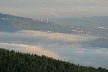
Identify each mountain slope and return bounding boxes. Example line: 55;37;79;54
0;48;108;72
0;13;72;33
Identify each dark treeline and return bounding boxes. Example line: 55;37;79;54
0;48;108;72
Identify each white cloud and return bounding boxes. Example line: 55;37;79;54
95;48;108;53
20;30;96;42
0;42;60;59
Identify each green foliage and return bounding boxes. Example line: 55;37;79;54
0;48;108;72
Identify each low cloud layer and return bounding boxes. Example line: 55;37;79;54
0;30;97;46
0;42;60;59
0;30;108;68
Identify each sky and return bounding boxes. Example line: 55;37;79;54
0;30;108;68
0;0;108;17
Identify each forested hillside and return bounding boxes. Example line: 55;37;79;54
0;48;108;72
0;13;71;33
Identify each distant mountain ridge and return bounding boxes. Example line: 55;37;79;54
0;13;108;36
52;16;108;26
0;13;72;33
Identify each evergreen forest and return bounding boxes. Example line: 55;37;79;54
0;48;108;72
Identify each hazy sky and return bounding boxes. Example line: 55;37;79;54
0;0;108;17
